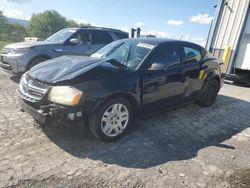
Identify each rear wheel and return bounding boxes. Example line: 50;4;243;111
197;79;220;107
89;98;133;142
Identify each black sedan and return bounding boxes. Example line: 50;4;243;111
18;38;225;141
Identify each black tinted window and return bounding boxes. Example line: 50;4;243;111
92;30;113;44
183;46;202;63
114;32;129;39
150;44;180;66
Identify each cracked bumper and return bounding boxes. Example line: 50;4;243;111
18;96;85;125
18;96;49;124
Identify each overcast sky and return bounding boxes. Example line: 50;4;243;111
0;0;218;46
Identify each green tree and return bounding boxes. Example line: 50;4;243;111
0;10;6;24
0;11;28;42
10;23;28;42
67;20;79;27
67;19;91;28
0;10;10;41
28;10;68;39
78;23;91;28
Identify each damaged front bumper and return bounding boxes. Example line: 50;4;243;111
18;96;85;125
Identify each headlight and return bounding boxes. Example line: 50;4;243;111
48;86;83;106
11;47;30;54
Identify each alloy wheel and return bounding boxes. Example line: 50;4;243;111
101;103;129;137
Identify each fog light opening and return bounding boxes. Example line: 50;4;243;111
68;113;75;121
76;111;82;117
67;111;82;121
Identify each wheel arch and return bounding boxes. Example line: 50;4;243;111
213;74;221;89
105;92;140;112
26;54;52;71
201;71;221;93
89;92;140;119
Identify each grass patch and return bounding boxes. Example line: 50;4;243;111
0;41;11;51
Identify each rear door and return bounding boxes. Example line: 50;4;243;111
179;42;204;100
142;42;186;110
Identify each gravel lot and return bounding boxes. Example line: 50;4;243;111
0;69;250;188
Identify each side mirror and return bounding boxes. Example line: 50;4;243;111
148;62;166;71
70;38;80;45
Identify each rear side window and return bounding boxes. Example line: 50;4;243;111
91;30;113;44
183;46;202;63
150;44;181;66
114;32;129;39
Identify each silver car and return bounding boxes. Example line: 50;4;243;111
0;27;128;74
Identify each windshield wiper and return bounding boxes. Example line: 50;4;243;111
106;58;127;69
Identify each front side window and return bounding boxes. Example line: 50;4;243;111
183;46;202;63
46;29;77;43
75;32;91;44
149;44;181;66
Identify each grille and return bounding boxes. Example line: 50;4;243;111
1;48;12;54
18;74;50;102
25;74;49;90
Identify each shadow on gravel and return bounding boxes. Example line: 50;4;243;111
41;95;250;169
10;75;21;83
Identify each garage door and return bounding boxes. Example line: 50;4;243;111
235;38;250;70
234;10;250;70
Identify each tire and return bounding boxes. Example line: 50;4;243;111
89;98;134;142
196;79;220;107
28;57;49;70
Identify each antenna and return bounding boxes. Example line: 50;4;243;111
179;35;184;40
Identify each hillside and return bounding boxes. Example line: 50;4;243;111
7;17;29;28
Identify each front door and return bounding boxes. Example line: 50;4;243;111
63;30;95;56
142;43;186;111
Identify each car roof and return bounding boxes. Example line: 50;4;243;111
67;27;128;34
119;38;204;48
121;38;174;45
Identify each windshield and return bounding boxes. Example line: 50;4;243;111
46;28;77;42
91;40;155;69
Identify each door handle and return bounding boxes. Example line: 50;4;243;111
157;76;166;84
53;49;63;53
157;76;166;82
177;70;187;75
185;76;190;81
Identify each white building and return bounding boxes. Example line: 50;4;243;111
207;0;250;82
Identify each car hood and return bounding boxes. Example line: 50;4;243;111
4;41;61;48
28;55;119;83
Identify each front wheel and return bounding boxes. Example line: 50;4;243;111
196;79;220;107
89;98;134;142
